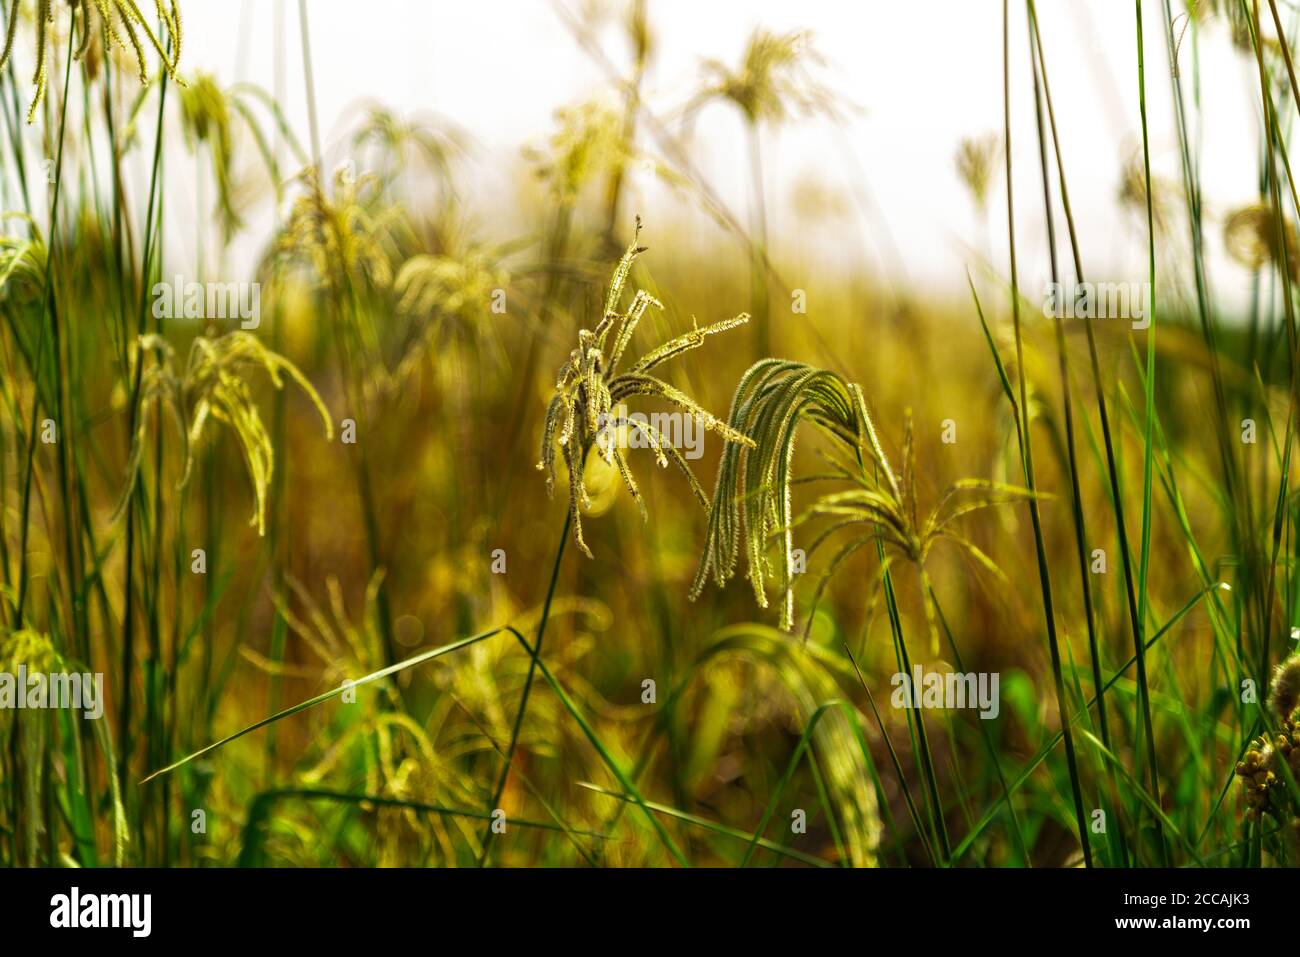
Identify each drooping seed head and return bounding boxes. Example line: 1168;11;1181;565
538;218;753;557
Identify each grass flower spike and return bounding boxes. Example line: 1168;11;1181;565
538;218;754;557
693;361;1037;638
0;0;183;122
691;29;840;126
116;331;332;536
955;133;1000;213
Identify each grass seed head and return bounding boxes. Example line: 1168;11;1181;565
692;361;1036;638
115;330;332;536
1270;654;1300;723
1224;204;1300;283
689;28;845;128
1236;656;1300;833
1;0;183;123
179;72;305;238
525;99;630;207
955;133;1001;212
538;218;753;557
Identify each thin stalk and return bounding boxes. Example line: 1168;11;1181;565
119;64;171;796
1133;0;1169;862
15;23;77;628
1027;0;1127;865
878;548;949;861
601;0;648;255
478;489;575;865
746;121;770;359
1001;0;1093;866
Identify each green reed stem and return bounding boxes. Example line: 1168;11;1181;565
1002;0;1093;867
478;492;574;865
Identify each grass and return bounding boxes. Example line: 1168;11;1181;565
1;0;1300;868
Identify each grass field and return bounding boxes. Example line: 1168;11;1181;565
2;0;1300;869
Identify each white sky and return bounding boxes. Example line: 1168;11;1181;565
172;0;1277;312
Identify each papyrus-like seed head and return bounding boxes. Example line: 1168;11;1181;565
1269;655;1300;722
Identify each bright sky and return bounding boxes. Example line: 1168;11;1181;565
174;0;1274;312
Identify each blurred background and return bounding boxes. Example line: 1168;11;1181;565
177;0;1265;309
